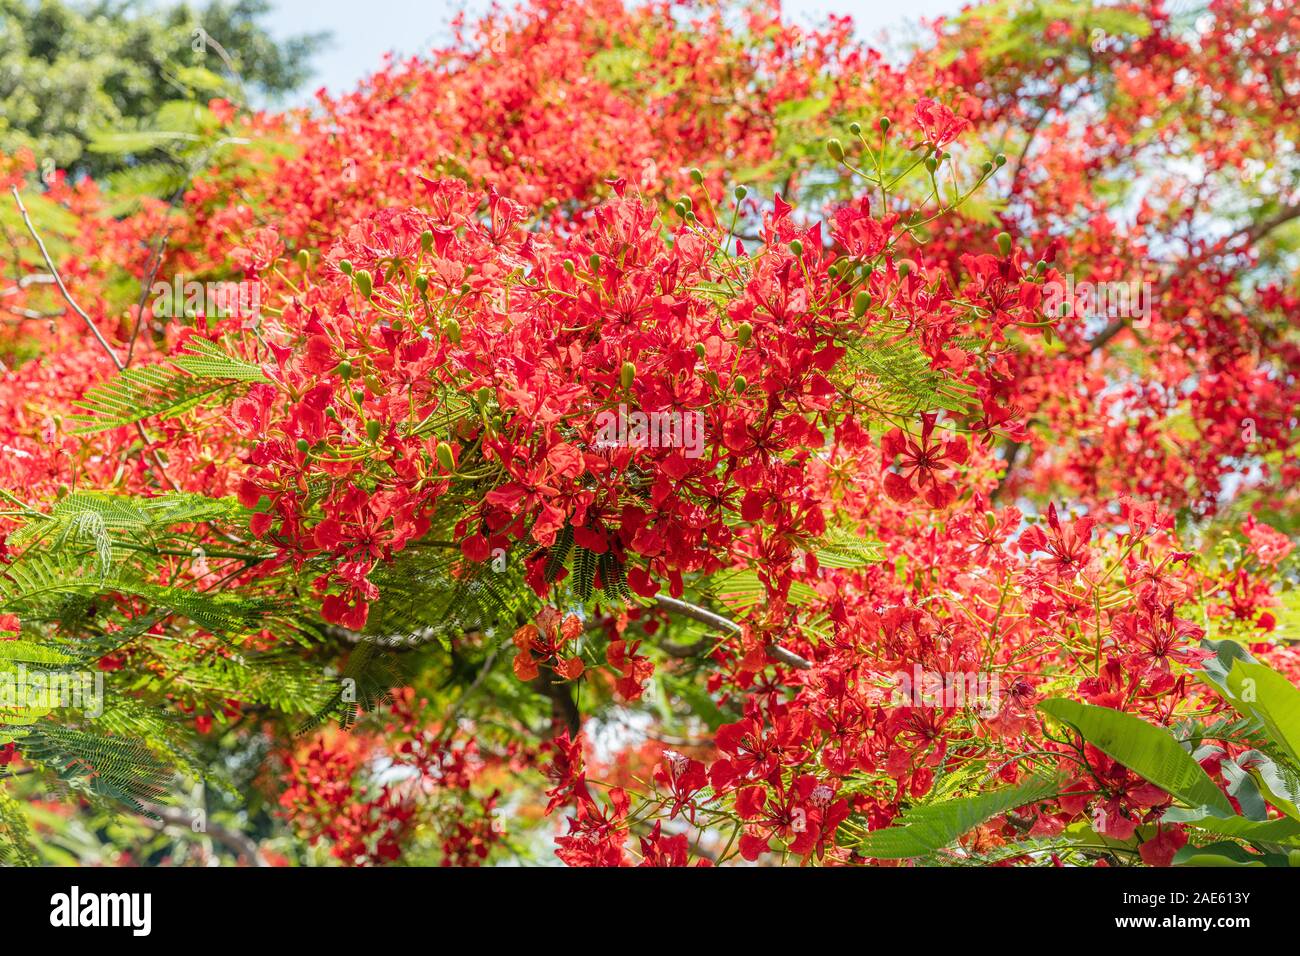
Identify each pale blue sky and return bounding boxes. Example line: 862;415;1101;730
262;0;968;103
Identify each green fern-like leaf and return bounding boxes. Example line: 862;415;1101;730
69;341;266;434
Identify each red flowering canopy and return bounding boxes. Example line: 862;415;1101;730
0;0;1298;869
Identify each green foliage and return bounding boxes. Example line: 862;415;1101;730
1038;698;1234;815
68;339;266;433
858;774;1062;859
0;0;327;178
0;488;344;863
844;319;977;416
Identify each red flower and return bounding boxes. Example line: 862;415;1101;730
881;413;969;508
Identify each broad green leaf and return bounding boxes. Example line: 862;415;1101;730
1225;660;1300;767
1038;699;1233;816
1163;807;1300;843
859;774;1062;859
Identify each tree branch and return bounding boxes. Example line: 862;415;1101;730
141;802;267;866
654;595;812;670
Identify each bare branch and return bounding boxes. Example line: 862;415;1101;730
654;595;812;669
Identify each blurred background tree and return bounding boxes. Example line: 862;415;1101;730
0;0;328;178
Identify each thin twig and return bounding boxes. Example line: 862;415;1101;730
10;185;179;491
10;185;124;370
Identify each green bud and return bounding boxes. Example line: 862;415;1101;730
297;249;311;271
996;232;1013;257
1035;260;1047;275
737;322;753;347
353;269;373;298
898;259;913;279
589;253;602;273
435;442;455;471
925;156;938;173
366;420;382;442
420;229;434;252
790;239;803;257
848;121;862;137
674;201;687;218
689;167;704;184
477;386;493;407
853;291;871;318
296;438;310;454
734;185;748;202
995;153;1007;167
879;116;891;133
326;406;339;420
694;343;706;360
620;360;636;390
563;258;575;274
826;138;845;163
981;160;993;174
415;274;429;294
338;259;353;276
337;360;353;380
444;319;461;344
733;376;747;394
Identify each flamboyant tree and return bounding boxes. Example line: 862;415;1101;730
0;0;1297;867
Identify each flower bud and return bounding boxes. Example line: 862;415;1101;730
338;259;353;276
435;442;455;471
444;319;461;344
734;185;747;202
620;361;635;390
353;269;373;297
854;291;871;318
848;121;862;137
563;258;575;274
826;138;845;162
996;232;1013;257
366;420;382;442
296;438;310;454
337;360;353;380
689;167;704;184
297;249;311;271
995;153;1007;167
694;343;706;360
736;322;753;347
790;239;803;257
589;253;602;273
733;376;747;394
415;274;429;294
878;116;891;133
420;229;434;252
